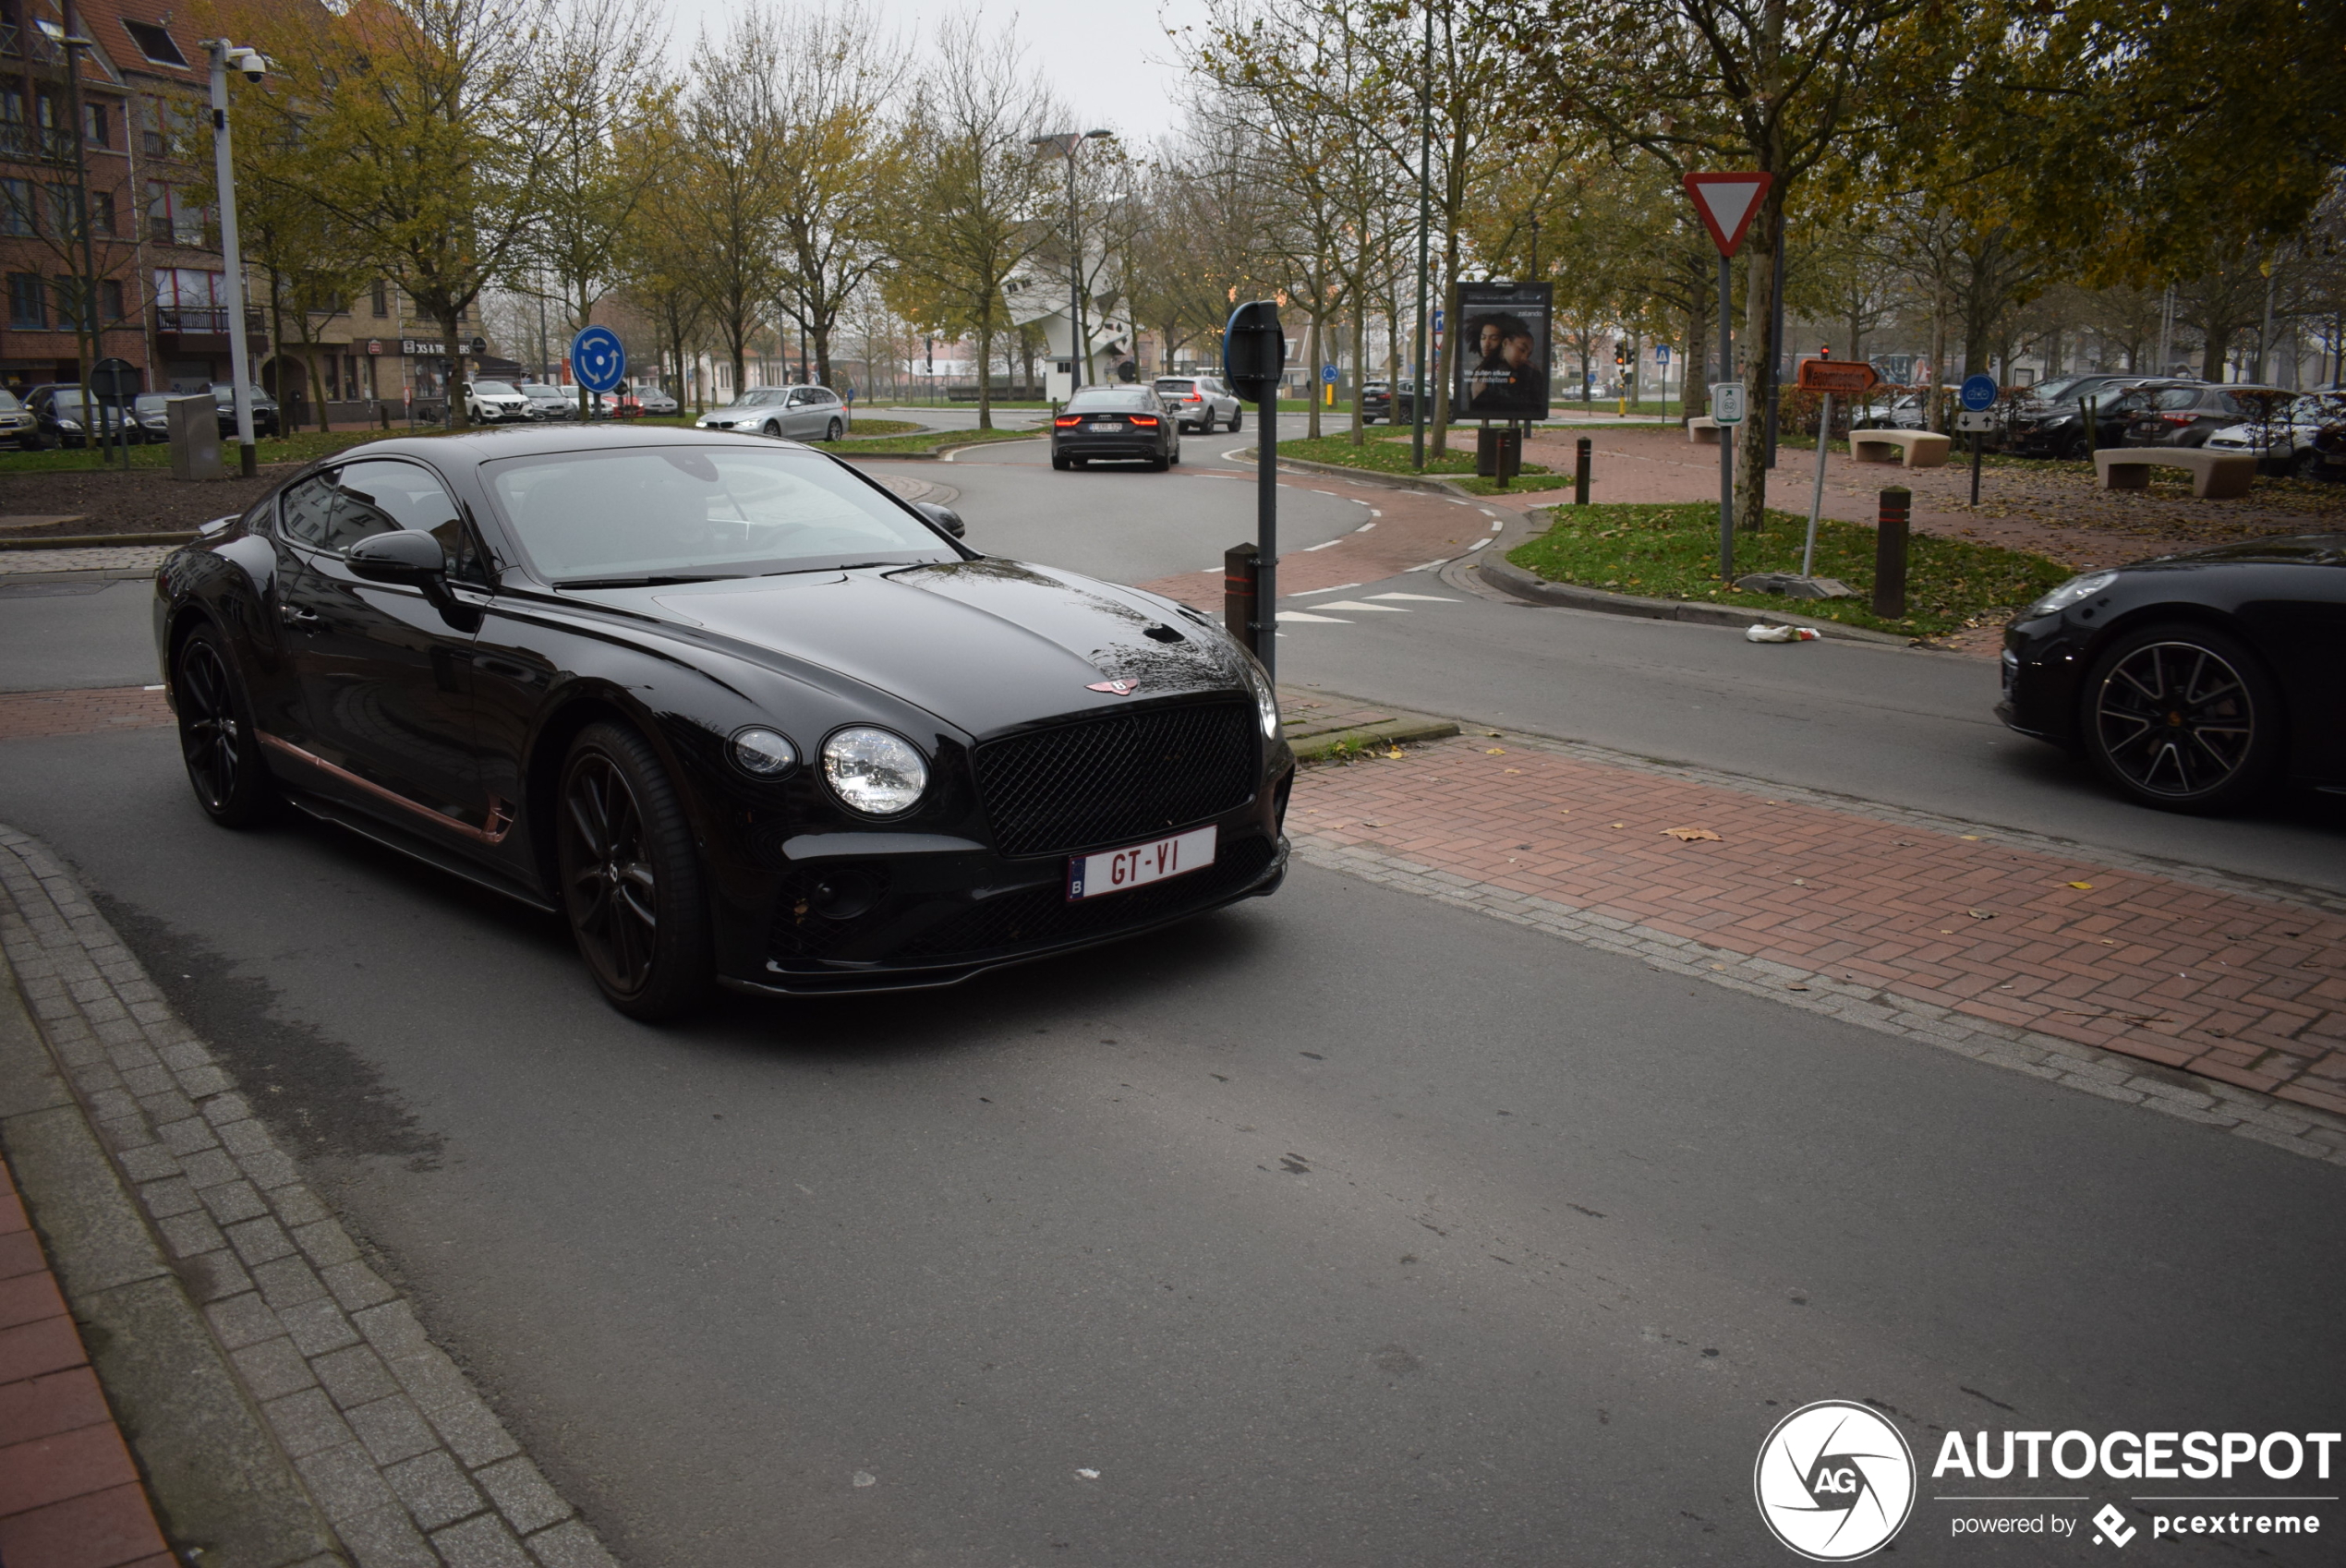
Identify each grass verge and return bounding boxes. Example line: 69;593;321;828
1275;432;1554;498
1506;502;2072;638
816;428;1041;456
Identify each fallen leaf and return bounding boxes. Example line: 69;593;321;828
1486;747;1507;755
1385;747;1404;759
2066;881;2094;890
1504;767;1521;774
1363;819;1386;827
1609;822;1626;829
1788;983;1809;992
1960;834;1981;841
1967;909;1994;920
1663;826;1721;842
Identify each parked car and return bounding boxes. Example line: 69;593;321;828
131;392;182;443
2122;383;2289;449
150;425;1289;1017
24;384;139;447
463;380;533;424
695;385;847;440
518;382;578;421
0;387;36;449
1852;392;1930;430
2004;378;2184;460
1153;375;1242;433
209;384;282;439
1052;387;1181;470
2201;392;2346;478
1361;380;1422;424
1997;535;2346;812
629;384;680;416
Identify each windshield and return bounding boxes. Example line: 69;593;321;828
473;380;517;396
134;393;173;411
523;385;563;398
1155;380;1197;393
0;390;19;412
487;445;959;587
729;389;788;408
212;385;273;405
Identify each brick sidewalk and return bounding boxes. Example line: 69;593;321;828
0;1153;173;1568
1291;730;2346;1122
0;687;171;742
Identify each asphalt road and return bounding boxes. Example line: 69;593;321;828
6;726;2340;1566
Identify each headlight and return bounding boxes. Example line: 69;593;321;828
821;727;927;815
57;418;79;429
1246;662;1279;738
729;726;796;778
2026;571;2117;618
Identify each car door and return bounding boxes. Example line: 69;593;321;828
272;457;494;836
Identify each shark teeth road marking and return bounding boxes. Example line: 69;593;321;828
1368;592;1456;601
1309;600;1410;612
1289;583;1362;597
1303;538;1344;550
1276;610;1350;622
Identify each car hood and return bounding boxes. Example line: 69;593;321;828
2132;534;2346;569
586;557;1244;738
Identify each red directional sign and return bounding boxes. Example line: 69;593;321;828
1796;358;1880;394
1682;172;1773;258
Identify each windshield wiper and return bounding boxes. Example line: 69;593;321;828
551;573;742;590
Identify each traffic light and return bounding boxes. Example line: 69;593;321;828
1614;343;1628;367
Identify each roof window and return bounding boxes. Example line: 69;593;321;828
121;20;187;67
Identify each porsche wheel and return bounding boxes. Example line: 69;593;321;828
175;624;275;827
2081;623;2281;813
557;723;712;1019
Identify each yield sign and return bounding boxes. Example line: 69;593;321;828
1682;172;1773;258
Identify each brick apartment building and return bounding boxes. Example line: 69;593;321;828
0;0;490;427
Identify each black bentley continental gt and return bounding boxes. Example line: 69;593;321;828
1997;534;2346;812
153;427;1291;1018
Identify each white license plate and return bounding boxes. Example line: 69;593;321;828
1090;421;1123;432
1068;826;1215;901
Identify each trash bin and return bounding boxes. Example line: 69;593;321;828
166;393;224;481
1475;425;1522;482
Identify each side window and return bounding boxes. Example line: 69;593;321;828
319;460;484;581
278;469;340;548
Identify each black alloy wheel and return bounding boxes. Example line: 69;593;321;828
556;722;712;1019
1227;409;1243;433
175;625;274;826
2082;624;2280;812
763;420;780;438
826;417;843;440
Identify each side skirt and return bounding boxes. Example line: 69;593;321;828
280;789;558;915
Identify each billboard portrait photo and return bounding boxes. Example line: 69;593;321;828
1455;280;1553;421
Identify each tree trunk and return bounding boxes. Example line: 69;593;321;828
1687;305;1707;423
1735;204;1781;537
1349;310;1366;445
1306;316;1322;440
1429;264;1457;455
975;314;995;432
1927;298;1948;433
442;309;469;428
814;322;833;392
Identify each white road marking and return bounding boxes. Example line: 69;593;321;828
1353;522;1376;532
1369;508;1383;517
1288;583;1362;597
1302;539;1343;550
1310;600;1409;612
1276;610;1351;623
1406;558;1453;572
1368;592;1456;601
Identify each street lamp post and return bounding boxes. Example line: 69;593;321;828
1029;130;1112;393
201;38;267;477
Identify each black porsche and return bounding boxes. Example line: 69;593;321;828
1996;534;2346;812
153;427;1291;1018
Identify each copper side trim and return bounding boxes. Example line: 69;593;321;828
259;730;516;846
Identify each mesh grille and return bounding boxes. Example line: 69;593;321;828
973;701;1256;858
899;834;1275;960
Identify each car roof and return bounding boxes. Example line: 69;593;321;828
284;425;827;471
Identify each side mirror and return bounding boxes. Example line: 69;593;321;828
914;501;965;539
346;529;446;585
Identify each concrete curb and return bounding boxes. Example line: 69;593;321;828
1286;716;1459;762
1473;506;1917;647
0;826;623;1568
832;433;1046;464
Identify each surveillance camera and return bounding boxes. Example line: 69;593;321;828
231;48;267;83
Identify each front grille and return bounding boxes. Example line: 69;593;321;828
898;834;1275;960
973;701;1256;858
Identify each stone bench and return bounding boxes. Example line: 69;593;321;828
2094;445;2256;500
1687;417;1722;444
1847;429;1952;468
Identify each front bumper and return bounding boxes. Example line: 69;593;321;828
719;767;1292;996
1995;615;2086;745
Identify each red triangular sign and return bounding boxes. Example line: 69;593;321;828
1683;172;1773;258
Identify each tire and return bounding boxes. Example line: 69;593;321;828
826;418;843;440
555;722;713;1019
763;421;780;438
1149;451;1170;472
1170;440;1181;466
2292;447;2323;480
2080;622;2282;813
1051;452;1071;471
1228;409;1243;433
175;623;275;827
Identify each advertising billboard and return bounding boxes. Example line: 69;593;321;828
1454;281;1553;422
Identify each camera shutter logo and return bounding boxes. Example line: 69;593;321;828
1754;1400;1916;1560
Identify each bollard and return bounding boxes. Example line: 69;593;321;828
1873;487;1910;619
1574;437;1591;505
1223;541;1262;660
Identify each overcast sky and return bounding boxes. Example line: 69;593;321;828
654;0;1200;140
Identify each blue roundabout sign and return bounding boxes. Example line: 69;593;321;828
571;325;627;395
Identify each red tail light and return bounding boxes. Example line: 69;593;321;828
1054;416;1081;427
2159;412;2195;426
1186;394;1202;403
1131;415;1159;426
